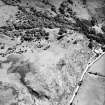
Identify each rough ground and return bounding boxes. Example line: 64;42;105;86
0;0;105;105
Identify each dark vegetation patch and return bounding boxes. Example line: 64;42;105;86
0;0;105;47
58;27;67;35
58;0;75;16
1;0;21;5
75;18;105;45
67;0;73;5
10;62;31;78
87;39;93;49
82;0;87;5
101;25;105;32
26;86;50;100
21;29;49;42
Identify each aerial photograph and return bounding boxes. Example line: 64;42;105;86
0;0;105;105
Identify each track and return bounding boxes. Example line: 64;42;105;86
69;52;105;105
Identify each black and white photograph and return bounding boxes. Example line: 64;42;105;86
0;0;105;105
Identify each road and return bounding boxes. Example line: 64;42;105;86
69;52;105;105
